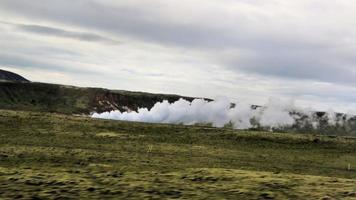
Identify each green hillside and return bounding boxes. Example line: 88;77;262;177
0;82;199;114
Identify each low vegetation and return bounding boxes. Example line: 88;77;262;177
0;110;355;199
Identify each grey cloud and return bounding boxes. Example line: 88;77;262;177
222;46;356;85
16;24;121;45
0;0;250;49
1;0;355;86
0;1;337;50
0;53;99;75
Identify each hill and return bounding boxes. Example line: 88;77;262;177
0;81;201;114
0;69;30;82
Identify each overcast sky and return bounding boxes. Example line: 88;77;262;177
1;0;356;112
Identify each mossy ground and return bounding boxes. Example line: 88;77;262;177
0;110;355;199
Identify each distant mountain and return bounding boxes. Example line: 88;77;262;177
0;81;203;114
0;70;208;115
0;69;30;82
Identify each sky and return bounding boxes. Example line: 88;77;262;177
1;0;356;112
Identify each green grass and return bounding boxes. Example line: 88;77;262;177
0;110;355;199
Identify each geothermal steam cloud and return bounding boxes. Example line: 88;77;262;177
91;98;321;129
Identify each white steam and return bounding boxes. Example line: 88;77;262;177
254;98;296;128
91;98;321;129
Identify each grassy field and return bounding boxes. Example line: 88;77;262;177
0;110;355;199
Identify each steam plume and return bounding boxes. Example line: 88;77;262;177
92;98;343;130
